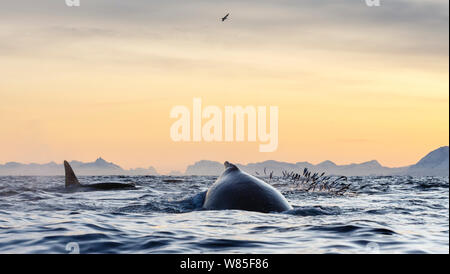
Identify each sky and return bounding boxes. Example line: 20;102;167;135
0;0;448;173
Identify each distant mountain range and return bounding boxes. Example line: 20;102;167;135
184;146;449;177
0;157;158;176
0;146;448;177
406;146;449;176
184;159;408;177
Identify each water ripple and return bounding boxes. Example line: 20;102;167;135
0;175;447;253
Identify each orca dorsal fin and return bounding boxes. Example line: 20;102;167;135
64;160;81;188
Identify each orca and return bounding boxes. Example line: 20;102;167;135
64;160;136;191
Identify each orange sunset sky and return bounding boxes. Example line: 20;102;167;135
0;0;448;173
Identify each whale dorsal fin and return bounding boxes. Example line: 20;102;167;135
64;160;81;188
224;161;238;170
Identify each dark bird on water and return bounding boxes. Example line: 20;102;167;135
221;13;230;22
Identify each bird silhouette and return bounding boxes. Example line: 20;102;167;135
221;13;230;22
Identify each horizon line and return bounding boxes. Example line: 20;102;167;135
0;145;448;174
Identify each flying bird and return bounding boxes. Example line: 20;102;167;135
221;13;230;22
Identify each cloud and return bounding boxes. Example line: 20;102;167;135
0;0;447;58
0;0;447;85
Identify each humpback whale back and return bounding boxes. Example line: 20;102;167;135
64;160;81;188
203;161;292;213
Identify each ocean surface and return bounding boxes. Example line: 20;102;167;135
0;175;448;254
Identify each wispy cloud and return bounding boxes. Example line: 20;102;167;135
0;0;447;58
